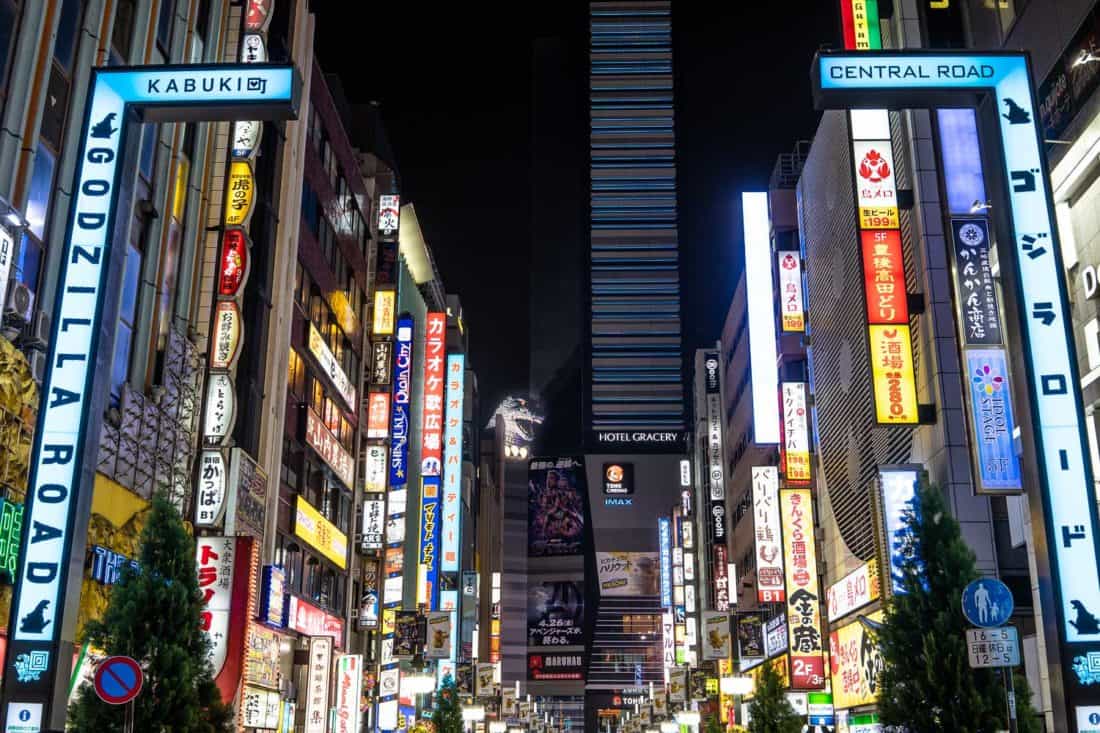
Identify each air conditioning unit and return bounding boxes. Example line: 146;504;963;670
28;350;46;385
3;280;32;324
26;309;50;350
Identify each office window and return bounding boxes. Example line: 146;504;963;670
155;0;174;54
110;243;142;401
110;0;135;64
53;0;83;71
0;0;21;103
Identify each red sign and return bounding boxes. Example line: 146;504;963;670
305;407;354;489
860;229;908;324
367;392;390;439
219;228;249;296
288;595;345;647
419;313;447;476
94;656;143;705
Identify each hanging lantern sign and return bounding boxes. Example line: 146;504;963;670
231;120;262;159
224;161;255;227
211;301;243;370
203;373;237;447
241;34;267;64
196;450;229;527
219;229;250;297
245;0;273;32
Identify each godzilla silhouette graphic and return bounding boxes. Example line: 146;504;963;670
90;112;118;139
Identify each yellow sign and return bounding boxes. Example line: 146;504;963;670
373;289;396;336
858;205;899;229
868;324;919;424
828;610;885;709
224;160;255;226
294;496;347;569
747;656;788;696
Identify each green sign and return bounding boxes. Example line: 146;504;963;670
0;498;23;582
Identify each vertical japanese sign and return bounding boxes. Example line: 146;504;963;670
334;654;363;733
840;0;881;50
752;467;785;603
850;110;919;424
659;517;673;608
778;252;806;332
713;544;730;612
305;637;332;733
950;217;1023;493
442;354;465;573
418;313;447;608
781;383;811;484
780;489;825;689
878;467;923;596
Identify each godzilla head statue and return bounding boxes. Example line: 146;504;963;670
486;396;545;448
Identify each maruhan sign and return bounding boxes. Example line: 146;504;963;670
1;63;299;729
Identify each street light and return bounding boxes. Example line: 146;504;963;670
720;676;754;696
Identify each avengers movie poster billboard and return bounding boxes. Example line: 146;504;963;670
528;458;585;557
527;579;584;647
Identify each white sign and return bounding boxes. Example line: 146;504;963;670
707;392;725;501
827;561;879;622
203;372;236;446
309;323;356;410
852;139;898;210
752;467;785;603
386;516;405;545
305;637;332;733
5;702;42;733
781;382;810;482
378;194;401;236
680;459;691;487
662;610;675;668
966;626;1020;668
334;654;363;733
361;497;384;550
196;537;235;679
744;192;781;444
384;575;403;604
365;445;387;493
379;667;400;697
777;251;805;332
195;450;228;527
1077;706;1100;733
701;611;730;660
786;692;808;715
378;700;398;731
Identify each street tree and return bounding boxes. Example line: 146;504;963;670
433;674;464;733
877;482;1040;733
746;661;802;733
68;493;232;732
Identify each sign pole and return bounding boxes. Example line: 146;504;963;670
1003;667;1018;733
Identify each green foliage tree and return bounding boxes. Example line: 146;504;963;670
877;482;1041;733
68;494;233;732
746;662;802;733
702;712;725;733
432;674;463;733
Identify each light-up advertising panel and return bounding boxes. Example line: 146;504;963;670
878;467;920;597
419;477;441;609
851;140;898;229
372;289;396;336
781;489;825;689
752;467;785;603
867;325;919;424
295;496;348;570
659;517;673;608
840;0;881;50
442;354;465;573
778;252;805;332
815;58;1100;709
781;383;810;484
964;349;1023;492
367;392;391;440
420;313;447;477
308;323;356;410
389;316;413;489
860;230;908;324
3;63;298;713
744;192;781;444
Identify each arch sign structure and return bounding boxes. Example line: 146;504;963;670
813;50;1100;730
0;63;299;729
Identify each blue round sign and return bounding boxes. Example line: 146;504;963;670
962;578;1014;628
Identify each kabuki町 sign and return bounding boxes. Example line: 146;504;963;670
3;63;298;713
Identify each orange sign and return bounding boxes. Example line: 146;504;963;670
861;230;908;324
367;392;390;439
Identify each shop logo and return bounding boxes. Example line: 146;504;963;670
958;222;985;247
972;364;1005;395
606;464;624;483
858;148;891;183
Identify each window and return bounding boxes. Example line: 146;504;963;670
0;0;21;103
53;0;83;71
110;0;136;64
110;243;142;402
24;144;55;241
287;348;304;396
155;0;174;54
156;151;189;349
139;124;157;185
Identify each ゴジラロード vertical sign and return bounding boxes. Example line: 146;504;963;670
814;51;1100;724
2;64;298;724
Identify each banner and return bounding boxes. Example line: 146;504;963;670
829;611;885;710
781;383;811;484
527;580;584;647
778;251;805;332
394;611;420;660
304;637;332;733
702;611;731;661
528;652;584;681
442;354;466;571
737;613;764;666
425;611;452;660
827;560;880;622
752;467;785;603
781;489;825;688
528;459;585;556
475;663;497;698
389;316;414;488
669;668;688;703
596;552;660;596
333;655;363;733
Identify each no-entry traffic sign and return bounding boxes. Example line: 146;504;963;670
93;656;143;705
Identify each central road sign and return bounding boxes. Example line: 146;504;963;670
93;655;143;705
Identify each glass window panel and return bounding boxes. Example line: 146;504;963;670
25;144;56;239
0;0;20;96
16;233;41;291
54;0;83;71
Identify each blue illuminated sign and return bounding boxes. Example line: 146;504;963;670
965;349;1022;491
441;355;465;573
659;517;672;608
420;476;441;609
815;53;1100;704
879;467;922;596
3;63;297;709
389;316;413;488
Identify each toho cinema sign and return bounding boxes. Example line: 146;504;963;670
813;51;1100;730
0;63;299;728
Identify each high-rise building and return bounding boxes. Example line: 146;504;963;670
587;0;685;437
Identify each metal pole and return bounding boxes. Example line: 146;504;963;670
1002;667;1018;733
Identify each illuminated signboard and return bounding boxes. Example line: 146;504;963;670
367;392;391;440
230;119;261;159
878;467;922;596
389;316;413;488
777;252;805;332
442;354;465;573
224;160;255;226
781;383;811;484
713;543;730;612
305;407;354;490
305;637;332;733
365;445;387;493
308;323;356;410
203;373;236;447
703;351;724;501
334;655;363;733
743;192;781;444
295;496;348;570
361;497;384;551
195;450;228;527
372;289;396;336
196;537;236;688
840;0;881;50
210;301;242;370
218;229;249;296
860;230;908;324
829;610;885;710
752;467;785;603
868;325;919;425
419;477;441;608
780;489;825;689
826;559;880;623
378;194;400;237
659;517;673;608
420;313;447;477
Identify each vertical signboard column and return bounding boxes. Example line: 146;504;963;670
702;351;728;613
752;467;785;604
780;489;824;689
418;313;446;609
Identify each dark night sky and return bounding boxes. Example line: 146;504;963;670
314;4;840;415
